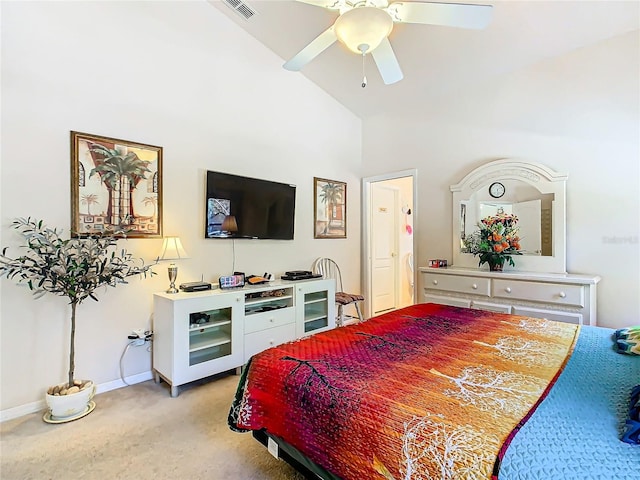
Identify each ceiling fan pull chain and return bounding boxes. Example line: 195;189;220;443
361;52;367;88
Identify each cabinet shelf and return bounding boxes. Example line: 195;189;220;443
245;303;292;316
189;330;231;352
189;319;231;332
304;303;327;320
305;314;328;323
189;344;232;366
244;293;294;316
245;294;293;306
305;292;327;303
305;297;326;306
304;318;329;332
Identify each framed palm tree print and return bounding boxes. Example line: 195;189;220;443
70;131;162;238
314;177;346;239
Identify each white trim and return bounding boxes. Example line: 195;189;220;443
0;370;153;423
95;370;154;395
362;169;418;319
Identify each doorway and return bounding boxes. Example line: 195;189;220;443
362;170;417;319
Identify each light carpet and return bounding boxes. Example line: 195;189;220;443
0;373;304;479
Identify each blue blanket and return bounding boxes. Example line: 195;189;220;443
499;326;640;478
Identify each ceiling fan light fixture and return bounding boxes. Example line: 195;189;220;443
334;6;393;54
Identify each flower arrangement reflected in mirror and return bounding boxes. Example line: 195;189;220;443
465;213;522;271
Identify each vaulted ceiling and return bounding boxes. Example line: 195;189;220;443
209;0;639;119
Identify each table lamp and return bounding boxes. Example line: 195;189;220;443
158;236;189;294
221;215;238;235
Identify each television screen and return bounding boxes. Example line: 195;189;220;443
205;171;296;240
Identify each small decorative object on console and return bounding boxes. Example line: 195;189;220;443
189;312;210;327
281;270;323;281
179;281;212;292
428;259;448;268
247;275;269;285
219;274;245;289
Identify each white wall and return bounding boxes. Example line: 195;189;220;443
363;31;640;329
0;1;361;414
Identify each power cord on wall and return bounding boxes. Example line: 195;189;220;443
119;331;153;386
232;238;236;273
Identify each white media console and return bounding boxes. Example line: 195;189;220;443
152;278;336;397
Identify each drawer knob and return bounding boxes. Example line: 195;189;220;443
505;287;512;294
472;283;478;290
559;292;566;298
269;318;274;323
433;280;438;285
269;339;274;345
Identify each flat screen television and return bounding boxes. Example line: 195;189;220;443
205;171;296;240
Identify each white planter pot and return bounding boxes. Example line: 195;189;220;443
45;381;96;422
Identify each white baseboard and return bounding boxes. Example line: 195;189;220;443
0;370;153;423
0;399;46;423
95;371;153;395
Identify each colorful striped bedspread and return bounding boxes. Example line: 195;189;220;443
228;303;580;479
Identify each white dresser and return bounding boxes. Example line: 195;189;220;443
419;267;600;325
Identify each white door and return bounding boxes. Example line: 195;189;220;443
362;169;417;320
512;199;542;255
371;184;398;315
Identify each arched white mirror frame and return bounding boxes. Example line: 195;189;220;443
451;159;568;274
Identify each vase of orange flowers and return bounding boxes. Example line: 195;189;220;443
470;213;522;271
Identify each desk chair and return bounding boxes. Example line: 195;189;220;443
313;257;364;326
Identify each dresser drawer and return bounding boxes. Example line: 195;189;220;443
492;279;584;307
471;301;512;314
244;307;295;334
244;323;296;359
512;306;583;325
423;273;490;296
424;293;472;309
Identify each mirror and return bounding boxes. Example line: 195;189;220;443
460;182;554;256
451;159;567;273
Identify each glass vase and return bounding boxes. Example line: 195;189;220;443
489;262;503;272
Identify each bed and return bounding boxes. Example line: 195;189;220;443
228;303;640;479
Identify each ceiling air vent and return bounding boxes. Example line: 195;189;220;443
222;0;257;21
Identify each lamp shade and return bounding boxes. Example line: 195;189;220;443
158;237;189;261
221;215;238;233
334;6;393;54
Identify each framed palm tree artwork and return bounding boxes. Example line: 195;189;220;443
314;177;346;239
70;131;163;238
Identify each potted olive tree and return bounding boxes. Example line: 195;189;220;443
0;217;155;422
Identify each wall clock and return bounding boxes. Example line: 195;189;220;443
489;182;505;198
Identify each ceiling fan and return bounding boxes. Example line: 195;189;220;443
284;0;493;86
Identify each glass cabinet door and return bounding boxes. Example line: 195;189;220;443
188;307;233;366
296;280;335;336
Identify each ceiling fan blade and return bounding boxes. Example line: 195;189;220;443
371;38;403;85
388;2;493;29
295;0;344;10
283;26;338;71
